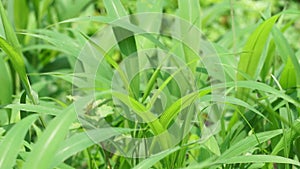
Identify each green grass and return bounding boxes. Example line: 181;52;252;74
0;0;300;169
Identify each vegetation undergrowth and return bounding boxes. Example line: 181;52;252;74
0;0;299;169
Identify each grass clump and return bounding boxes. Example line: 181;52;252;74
0;0;299;169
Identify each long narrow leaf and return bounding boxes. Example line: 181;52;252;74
51;128;132;168
217;155;300;166
0;37;38;104
23;105;76;169
133;146;180;169
236;15;279;101
0;114;38;169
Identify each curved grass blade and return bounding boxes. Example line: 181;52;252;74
218;129;282;159
0;57;12;123
260;40;275;81
279;58;297;90
0;1;21;51
13;0;29;30
236;15;279;101
0;1;39;105
141;66;161;103
272;119;300;155
216;155;300;167
178;0;201;72
23;105;76;169
159;92;199;129
272;26;300;92
112;91;165;135
104;0;139;99
51;128;132;168
103;0;127;18
0;37;38;104
5;103;62;116
133;146;180;169
0;114;38;169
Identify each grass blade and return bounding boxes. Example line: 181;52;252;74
272;119;300;155
23;105;76;169
133;146;180;169
51;128;132;168
216;155;300;167
279;58;297;90
0;57;12;124
0;1;21;52
103;0;127;18
272;26;300;93
104;0;139;99
0;37;38;104
0;114;38;169
178;0;201;72
236;15;279;101
218;129;282;159
5;103;62;116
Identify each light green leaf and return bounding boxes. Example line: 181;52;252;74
133;146;180;169
217;155;300;166
279;58;297;90
51;128;132;168
0;114;38;169
13;0;29;31
178;0;201;72
204;136;221;156
272;119;300;155
103;0;127;18
0;57;12;124
0;0;21;51
23;105;76;169
5;103;62;116
0;37;38;104
237;15;279;101
219;130;282;159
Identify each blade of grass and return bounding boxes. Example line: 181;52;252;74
51;128;133;168
0;57;12;123
0;1;21;52
178;0;201;72
236;15;279;101
216;155;300;167
272;119;300;155
0;0;39;105
104;0;139;99
272;26;300;94
5;103;62;116
141;66;162;103
218;129;282;159
133;146;181;169
103;0;127;18
0;114;38;169
13;0;29;42
23;105;76;169
279;58;297;90
0;37;38;104
260;40;275;81
112;91;165;134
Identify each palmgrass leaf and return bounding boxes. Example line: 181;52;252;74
236;15;279;101
216;155;300;167
0;1;21;52
219;129;282;159
0;37;38;104
23;105;76;169
0;57;12;123
51;128;132;168
133;146;180;169
0;114;38;169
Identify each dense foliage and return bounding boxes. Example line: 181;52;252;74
0;0;300;169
